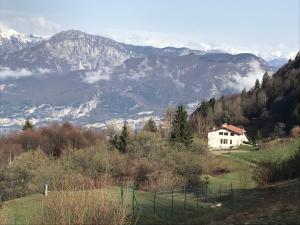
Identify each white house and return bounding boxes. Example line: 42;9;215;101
208;123;249;150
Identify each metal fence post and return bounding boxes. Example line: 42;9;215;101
298;178;300;208
196;188;199;208
219;184;222;201
120;186;124;204
153;191;156;214
132;184;135;216
184;186;187;210
231;183;233;200
171;190;174;213
206;184;209;202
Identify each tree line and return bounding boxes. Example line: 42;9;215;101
190;52;300;140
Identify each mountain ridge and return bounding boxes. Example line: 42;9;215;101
0;29;273;131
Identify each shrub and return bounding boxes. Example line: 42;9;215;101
127;131;164;158
253;160;273;185
254;146;300;185
0;211;8;225
190;137;208;153
0;123;101;158
0;142;22;166
290;126;300;137
0;150;49;200
37;190;130;225
164;151;203;188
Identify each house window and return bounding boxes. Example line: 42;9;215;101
230;140;232;145
219;132;223;135
221;139;229;144
224;132;228;136
230;133;234;136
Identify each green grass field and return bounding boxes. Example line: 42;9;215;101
226;138;300;164
1;138;300;225
2;180;300;225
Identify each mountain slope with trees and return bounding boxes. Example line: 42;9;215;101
190;52;300;140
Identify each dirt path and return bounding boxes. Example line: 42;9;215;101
210;150;249;155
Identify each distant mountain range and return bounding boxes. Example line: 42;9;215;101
268;58;289;69
0;30;275;130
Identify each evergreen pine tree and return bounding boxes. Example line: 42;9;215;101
22;119;33;131
170;105;193;146
143;118;158;132
262;71;270;89
241;87;247;98
118;122;129;153
254;79;261;89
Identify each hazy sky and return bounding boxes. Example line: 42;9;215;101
0;0;299;59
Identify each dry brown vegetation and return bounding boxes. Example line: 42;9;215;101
0;123;216;202
36;188;130;225
0;211;8;225
0;122;101;165
290;126;300;137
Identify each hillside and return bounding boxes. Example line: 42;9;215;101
1;138;299;225
190;52;300;139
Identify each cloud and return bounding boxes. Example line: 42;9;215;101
105;29;297;60
0;66;51;79
227;60;266;91
0;21;9;32
83;70;112;84
0;67;33;79
14;16;62;35
0;10;62;36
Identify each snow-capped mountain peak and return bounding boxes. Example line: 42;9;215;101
0;29;25;39
0;29;44;55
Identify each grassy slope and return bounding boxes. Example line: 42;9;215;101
227;138;300;164
2;180;300;225
1;138;299;225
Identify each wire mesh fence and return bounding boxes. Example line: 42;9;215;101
119;179;300;223
119;182;236;220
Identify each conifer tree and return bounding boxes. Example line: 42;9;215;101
143;118;158;132
22;119;33;131
241;87;247;98
262;71;270;89
254;79;261;89
118;122;129;153
170;105;193;146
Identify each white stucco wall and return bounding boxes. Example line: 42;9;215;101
208;128;249;150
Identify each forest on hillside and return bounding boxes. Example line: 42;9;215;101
190;52;300;140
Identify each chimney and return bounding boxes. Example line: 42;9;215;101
222;123;227;127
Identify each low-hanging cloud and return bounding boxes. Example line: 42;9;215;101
83;68;112;84
227;60;266;91
0;66;51;79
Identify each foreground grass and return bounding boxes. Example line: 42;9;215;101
2;179;300;225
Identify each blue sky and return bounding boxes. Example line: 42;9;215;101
0;0;299;59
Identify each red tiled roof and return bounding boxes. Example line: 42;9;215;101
222;124;246;135
209;124;246;135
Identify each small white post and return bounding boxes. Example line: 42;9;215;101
44;184;48;196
